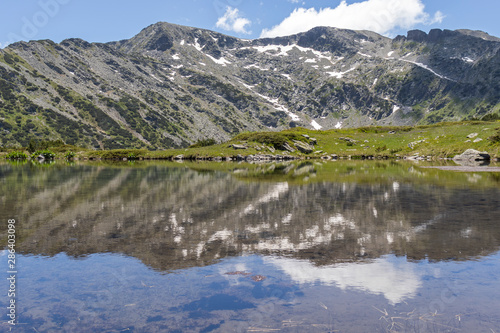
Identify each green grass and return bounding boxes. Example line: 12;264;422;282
1;120;499;160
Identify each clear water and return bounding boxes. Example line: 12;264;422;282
1;160;499;332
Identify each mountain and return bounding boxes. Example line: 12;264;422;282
1;22;500;149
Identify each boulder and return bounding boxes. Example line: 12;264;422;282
293;140;314;154
231;144;248;150
467;133;478;139
280;142;296;152
453;149;490;161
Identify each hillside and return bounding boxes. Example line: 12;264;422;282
1;22;500;149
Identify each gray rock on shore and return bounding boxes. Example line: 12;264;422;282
453;149;490;161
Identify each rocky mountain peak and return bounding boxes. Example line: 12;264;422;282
1;22;499;149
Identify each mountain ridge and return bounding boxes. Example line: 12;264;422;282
1;22;499;149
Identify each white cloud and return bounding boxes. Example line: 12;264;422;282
216;6;252;35
260;0;444;38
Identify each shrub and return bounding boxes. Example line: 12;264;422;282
31;150;56;160
488;130;500;144
189;138;217;148
481;113;500;121
5;151;27;160
64;151;76;160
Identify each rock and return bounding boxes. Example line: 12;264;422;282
280;142;296;152
473;138;483;143
453;149;490;161
268;146;275;153
231;144;248;150
467;133;479;139
310;138;317;145
388;131;396;134
339;137;357;144
408;139;425;149
174;154;184;160
293;140;314;154
302;134;310;139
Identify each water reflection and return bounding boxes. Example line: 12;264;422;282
1;161;499;331
1;161;499;269
267;256;421;305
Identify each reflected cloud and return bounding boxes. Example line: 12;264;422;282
267;256;422;304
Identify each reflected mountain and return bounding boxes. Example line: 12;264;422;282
1;161;499;273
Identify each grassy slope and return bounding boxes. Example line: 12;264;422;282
2;121;500;160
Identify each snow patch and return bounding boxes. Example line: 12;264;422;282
253;91;301;121
327;67;356;79
193;38;203;51
401;60;455;81
172;54;180;60
387;51;394;57
357;52;372;58
244;64;268;71
311;120;322;130
206;54;231;66
335;122;343;129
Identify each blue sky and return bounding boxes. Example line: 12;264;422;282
1;0;499;48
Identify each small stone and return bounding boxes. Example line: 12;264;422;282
473;138;483;143
467;133;479;139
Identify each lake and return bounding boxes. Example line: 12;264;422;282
1;160;499;332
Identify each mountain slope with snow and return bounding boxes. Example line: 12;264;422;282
1;22;499;149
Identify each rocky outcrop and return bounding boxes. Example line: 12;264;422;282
293;140;314;154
